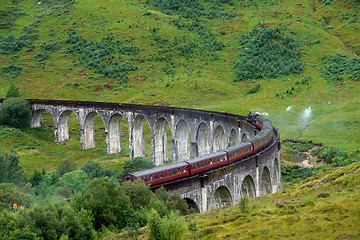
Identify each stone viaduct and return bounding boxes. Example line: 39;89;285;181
0;99;282;212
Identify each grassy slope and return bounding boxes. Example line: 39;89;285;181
185;162;360;240
0;0;359;173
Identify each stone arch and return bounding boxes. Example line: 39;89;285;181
241;175;256;199
174;119;191;162
108;113;126;154
154;117;171;165
184;198;200;213
213;125;226;152
242;132;248;142
228;128;238;147
211;186;233;208
260;166;272;196
82;111;105;150
132;115;150;158
273;158;280;191
196;122;211;157
30;109;55;128
57;110;80;143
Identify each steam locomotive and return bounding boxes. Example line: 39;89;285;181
123;112;277;186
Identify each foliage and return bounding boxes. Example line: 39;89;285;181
320;53;360;82
121;179;154;210
247;82;261;94
65;32;138;83
0;33;37;54
0;150;26;186
148;209;187;240
238;196;249;212
281;164;314;183
122;157;154;174
1;65;22;78
233;27;303;81
5;82;21;98
15;203;96;240
9;229;40;240
314;146;357;166
0;183;31;210
56;170;89;196
83;177;135;230
0;97;30;128
56;158;77;177
0;6;26;30
150;0;235;19
155;187;190;215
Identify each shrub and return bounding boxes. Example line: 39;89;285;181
1;65;22;78
0;98;30;128
247;82;261;94
5;83;21;98
320;53;360;82
148;209;187;240
122;157;154;174
233;27;303;81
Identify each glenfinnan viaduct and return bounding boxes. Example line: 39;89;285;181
0;99;282;212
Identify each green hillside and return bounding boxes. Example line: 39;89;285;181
1;0;359;169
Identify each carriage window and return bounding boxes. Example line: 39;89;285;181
150;175;153;180
193;164;196;170
155;173;158;180
201;162;203;167
204;160;207;166
197;163;200;168
144;176;148;182
217;157;220;162
168;170;171;176
160;172;163;178
183;167;186;172
178;168;181;174
173;169;176;175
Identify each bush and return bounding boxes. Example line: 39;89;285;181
247;82;261;94
320;53;360;82
122;157;154;174
148;209;187;240
233;27;303;81
0;98;30;128
1;65;22;78
5;83;21;98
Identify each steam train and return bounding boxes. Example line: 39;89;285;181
123;112;277;186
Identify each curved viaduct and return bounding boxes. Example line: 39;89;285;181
0;99;282;212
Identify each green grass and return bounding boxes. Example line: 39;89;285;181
0;0;359;173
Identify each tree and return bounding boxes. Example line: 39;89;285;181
81;160;104;179
122;157;154;174
7;153;25;186
5;83;20;98
56;159;77;177
0;97;30;128
83;177;135;230
0;151;25;186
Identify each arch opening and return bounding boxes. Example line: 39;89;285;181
196;122;211;157
211;186;233;208
154;117;172;165
229;129;238;147
82;112;105;150
174;119;191;162
242;133;248;142
260;166;272;196
241;175;256;199
184;198;200;213
213;125;226;152
132;115;151;158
